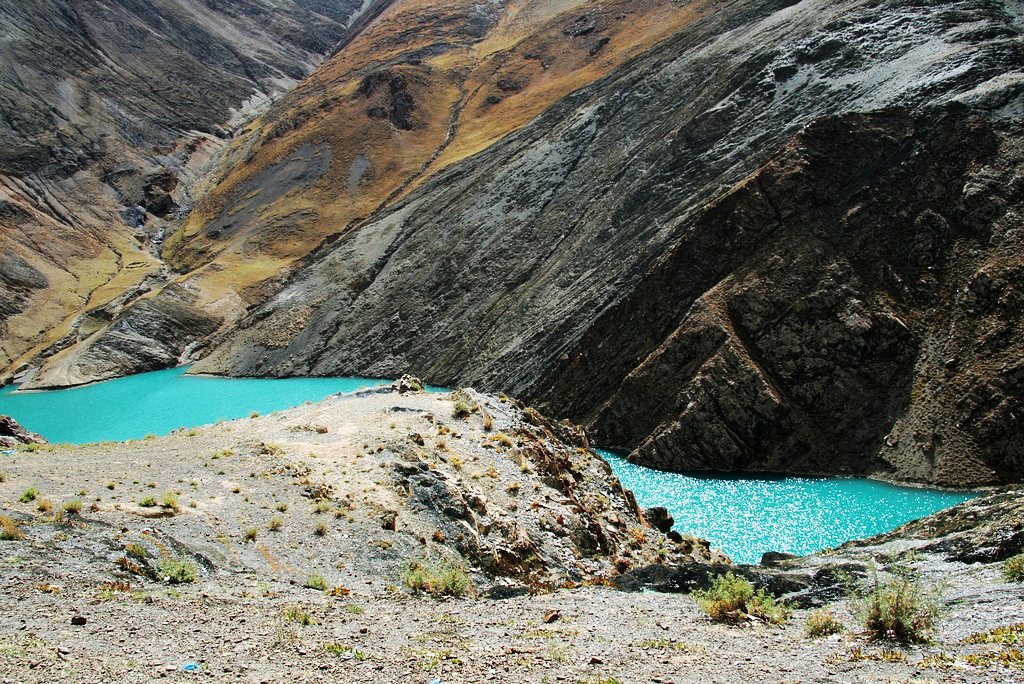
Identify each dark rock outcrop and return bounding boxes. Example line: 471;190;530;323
0;415;46;448
197;0;1024;487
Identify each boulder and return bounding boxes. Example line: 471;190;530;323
0;415;45;447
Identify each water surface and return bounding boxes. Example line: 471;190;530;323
599;449;975;564
0;367;392;443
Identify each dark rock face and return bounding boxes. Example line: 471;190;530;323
198;0;1024;487
0;415;46;448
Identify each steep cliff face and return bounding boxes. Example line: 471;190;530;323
198;0;1024;486
0;0;367;382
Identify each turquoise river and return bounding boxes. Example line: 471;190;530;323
0;367;975;564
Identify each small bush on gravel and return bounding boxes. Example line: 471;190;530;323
692;572;790;624
805;608;844;637
452;400;472;419
155;557;198;584
36;498;52;512
160;492;180;512
1003;554;1024;582
243;526;259;542
0;514;24;541
19;487;38;503
61;500;83;515
268;516;283;531
851;565;939;643
125;544;149;560
303;574;328;591
401;558;473;597
282;606;315;625
139;496;157;507
313;521;329;537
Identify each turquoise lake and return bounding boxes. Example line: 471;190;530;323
0;367;392;443
0;368;975;563
598;450;975;564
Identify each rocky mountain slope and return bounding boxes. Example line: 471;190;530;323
195;0;1024;487
12;0;709;389
0;0;368;383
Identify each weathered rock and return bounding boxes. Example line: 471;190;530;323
643;507;674;534
391;374;425;393
0;415;46;447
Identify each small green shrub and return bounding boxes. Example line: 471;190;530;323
692;572;790;624
851;565;939;643
805;608;844;637
125;543;149;560
160;492;180;512
282;605;315;625
243;526;259;542
268;516;283;531
401;558;473;597
155;557;198;584
303;574;328;591
313;521;328;537
139;496;157;507
61;499;83;515
19;487;39;503
325;642;369;659
1003;554;1024;582
452;400;472;419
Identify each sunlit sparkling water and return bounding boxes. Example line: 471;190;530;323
0;367;396;444
599;449;975;564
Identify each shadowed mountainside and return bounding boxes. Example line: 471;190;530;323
197;0;1024;487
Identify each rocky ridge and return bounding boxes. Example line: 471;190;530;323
196;0;1024;487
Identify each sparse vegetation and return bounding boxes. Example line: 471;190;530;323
692;572;790;624
282;605;315;625
313;521;329;537
139;496;157;507
160;491;180;511
1003;553;1024;582
61;499;83;515
35;498;53;512
275;502;288;513
805;608;844;637
243;526;259;542
0;514;24;541
401;557;473;597
851;564;939;643
452;400;472;418
325;642;370;659
19;487;39;503
155;557;198;584
303;574;328;591
965;623;1024;646
268;516;283;531
125;544;149;560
